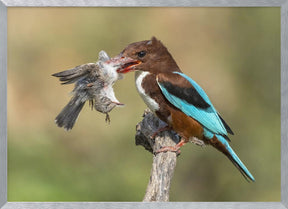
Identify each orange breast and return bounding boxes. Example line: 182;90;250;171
169;108;204;141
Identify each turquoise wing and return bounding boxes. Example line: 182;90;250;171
157;71;227;137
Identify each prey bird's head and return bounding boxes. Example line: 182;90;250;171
114;37;180;74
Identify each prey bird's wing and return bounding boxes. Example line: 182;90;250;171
156;71;233;137
52;63;99;85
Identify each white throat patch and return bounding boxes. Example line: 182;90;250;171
135;71;160;112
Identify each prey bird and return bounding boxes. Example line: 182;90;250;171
114;37;255;182
52;51;124;130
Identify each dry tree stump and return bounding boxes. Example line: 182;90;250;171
135;109;181;202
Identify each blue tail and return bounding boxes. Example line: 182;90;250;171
216;135;255;182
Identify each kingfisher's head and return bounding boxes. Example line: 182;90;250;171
113;37;180;74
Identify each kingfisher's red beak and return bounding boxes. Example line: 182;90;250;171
107;55;141;74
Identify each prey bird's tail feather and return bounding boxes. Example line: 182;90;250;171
211;135;255;182
55;96;85;131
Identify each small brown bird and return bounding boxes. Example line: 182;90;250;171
52;50;124;130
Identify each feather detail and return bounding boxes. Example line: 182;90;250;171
209;134;255;182
157;72;229;136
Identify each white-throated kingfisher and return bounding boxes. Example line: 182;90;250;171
115;37;255;182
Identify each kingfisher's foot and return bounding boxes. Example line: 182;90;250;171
154;139;186;156
151;125;171;139
87;83;94;87
154;145;181;156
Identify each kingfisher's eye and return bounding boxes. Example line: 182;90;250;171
137;51;146;58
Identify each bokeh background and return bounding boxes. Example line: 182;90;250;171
7;8;280;201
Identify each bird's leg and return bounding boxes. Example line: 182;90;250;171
189;137;205;147
154;139;186;155
112;101;125;106
89;100;94;110
105;113;111;124
150;125;172;139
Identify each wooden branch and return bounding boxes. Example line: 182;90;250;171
135;109;180;202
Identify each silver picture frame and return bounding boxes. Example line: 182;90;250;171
0;0;287;208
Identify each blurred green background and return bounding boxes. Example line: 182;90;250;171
7;7;280;201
